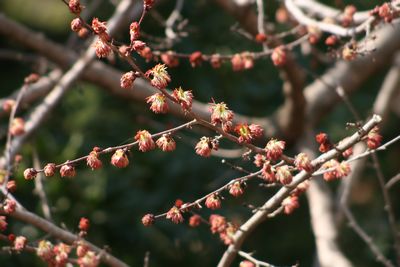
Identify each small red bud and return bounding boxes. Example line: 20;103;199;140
255;33;267;43
271;46;287;67
79;217;90;232
68;0;83;14
189;215;201;227
60;164;76;178
189;51;203;67
44;163;56;177
6;180;17;193
23;168;37;180
111;149;129;168
24;73;40;84
142;214;155;226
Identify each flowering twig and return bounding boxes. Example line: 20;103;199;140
33;150;53;222
217;114;382;267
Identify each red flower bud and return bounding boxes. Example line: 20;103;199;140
135;130;155;152
0;216;8;231
60;164;76;178
44;163;56;177
282;195;299;214
229;181;244;197
189;51;203;67
166;206;184;224
10;118;25;136
69;0;83;14
23;168;37;180
294;153;313;172
129;22;140;42
271;46;287;66
3;199;16;214
14;236;27;251
120;71;136;89
91;18;107;35
79;217;90;232
146;93;169;114
265;139;285;161
6;180;17;193
205;194;221;210
87;151;102;170
189;214;201;227
161;52;179;67
71;18;83;32
145;64;171;89
111;149;129;168
276;165;292;185
156;134;176;152
255;33;267;43
366;126;382;149
210;54;222;68
142;214;155;226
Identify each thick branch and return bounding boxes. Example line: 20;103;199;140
217;115;382;267
8;207;128;267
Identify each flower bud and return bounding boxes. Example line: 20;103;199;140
265;139;285;161
111;149;129;168
156;134;176;152
60;164;76;178
6;180;17;193
44;163;56;177
23;168;37;180
10;118;25;136
166;206;184;224
37;240;54;262
79;217;90;232
205;194;221;210
69;0;83;14
71;18;83;32
294;153;313;172
3;199;16;214
146;93;169;114
271;46;286;66
142;214;155;227
91;18;107;35
145;64;171;89
135;130;155;152
14;236;27;251
120;71;136;89
229;181;244;197
189;214;201;227
276;165;292;185
87;151;102;170
0;216;7;231
189;51;203;67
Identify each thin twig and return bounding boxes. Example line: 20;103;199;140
33;149;53;222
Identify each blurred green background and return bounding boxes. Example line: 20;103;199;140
0;0;399;266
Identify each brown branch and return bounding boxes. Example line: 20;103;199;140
0;69;63;119
213;0;306;142
5;206;128;267
217;114;382;267
386;173;400;190
304;23;400;128
284;0;390;37
297;131;353;267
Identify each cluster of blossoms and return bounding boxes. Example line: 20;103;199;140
321;159;351;181
210;102;234;132
0;208;99;267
